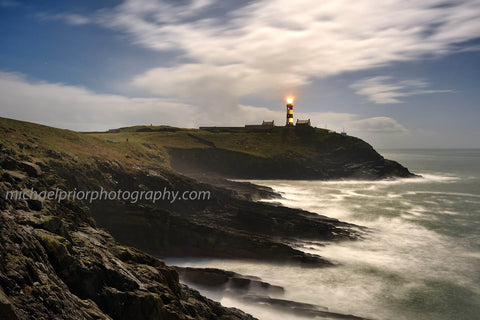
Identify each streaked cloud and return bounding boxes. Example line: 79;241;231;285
104;0;480;92
0;71;403;136
47;1;480;101
0;0;19;8
98;0;479;123
348;116;408;133
0;72;197;131
36;13;91;26
30;0;478;131
350;76;453;104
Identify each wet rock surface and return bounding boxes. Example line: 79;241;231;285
0;151;256;319
175;267;284;296
175;266;370;320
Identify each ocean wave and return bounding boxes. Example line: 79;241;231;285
246;173;459;188
412;191;480;199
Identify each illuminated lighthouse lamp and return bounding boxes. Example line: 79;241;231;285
286;96;294;126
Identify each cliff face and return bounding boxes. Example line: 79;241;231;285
0;149;255;320
167;145;411;180
85;124;414;181
46;148;358;265
165;128;413;180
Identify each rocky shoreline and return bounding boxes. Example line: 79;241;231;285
0;118;415;319
175;267;370;320
0;151;256;320
0;141;363;319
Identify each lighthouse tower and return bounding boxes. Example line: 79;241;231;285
286;97;294;126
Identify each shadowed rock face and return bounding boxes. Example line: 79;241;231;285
175;267;285;296
168;146;411;180
166;129;415;180
0;152;256;320
54;159;361;266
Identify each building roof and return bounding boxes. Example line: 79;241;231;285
296;119;311;126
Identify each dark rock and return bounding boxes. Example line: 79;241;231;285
45;149;63;160
0;157;42;177
241;295;369;319
2;170;27;183
187;175;281;201
176;267;285;296
65;154;78;162
177;267;231;288
0;287;20;320
25;144;39;150
19;161;42;177
27;199;43;211
0;157;19;171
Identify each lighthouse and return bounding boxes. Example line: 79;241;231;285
286;97;294;126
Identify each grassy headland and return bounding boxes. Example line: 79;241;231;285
0;116;408;319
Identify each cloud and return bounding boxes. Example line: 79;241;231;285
91;0;477;113
131;64;307;98
34;0;479;129
0;0;19;8
0;72;197;131
0;71;404;137
36;13;91;25
100;0;480;80
350;76;454;104
347;116;408;133
0;71;308;130
130;63;308;122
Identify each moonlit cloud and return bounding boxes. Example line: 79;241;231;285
0;71;402;135
0;0;19;8
99;0;480;96
36;13;92;26
50;1;480;101
0;72;197;131
348;117;408;133
350;76;454;104
91;0;479;125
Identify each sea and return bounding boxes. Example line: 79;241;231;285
166;149;480;320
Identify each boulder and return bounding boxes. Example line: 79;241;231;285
0;157;42;177
2;170;27;182
19;161;42;177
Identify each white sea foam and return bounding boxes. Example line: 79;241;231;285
414;191;480;198
196;163;480;320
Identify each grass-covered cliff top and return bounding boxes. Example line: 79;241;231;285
0;117;168;168
2;117;412;181
92;124;375;160
0;117;373;164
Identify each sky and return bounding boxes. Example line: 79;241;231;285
1;0;479;148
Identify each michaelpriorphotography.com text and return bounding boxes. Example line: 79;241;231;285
4;187;211;204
